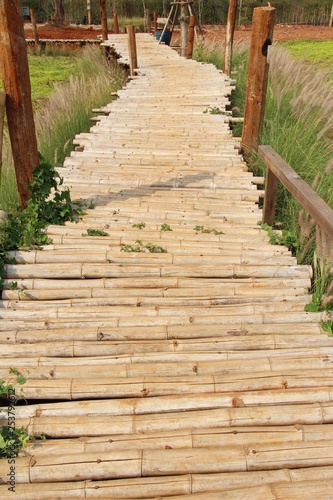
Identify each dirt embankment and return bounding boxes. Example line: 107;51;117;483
24;22;333;43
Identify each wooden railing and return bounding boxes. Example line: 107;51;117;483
259;145;333;240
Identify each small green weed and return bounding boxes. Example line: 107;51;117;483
193;225;224;235
320;319;333;337
203;107;224;115
84;228;109;237
259;222;299;254
121;240;166;253
132;222;146;229
0;368;31;458
160;224;172;231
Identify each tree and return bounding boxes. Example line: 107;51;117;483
51;0;65;24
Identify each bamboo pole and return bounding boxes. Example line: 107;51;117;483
113;10;119;34
126;25;138;77
241;6;275;155
99;0;108;41
0;0;40;207
186;15;195;59
224;0;238;76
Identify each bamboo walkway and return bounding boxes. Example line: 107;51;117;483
1;34;333;498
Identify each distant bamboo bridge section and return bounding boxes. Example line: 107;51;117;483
2;32;333;498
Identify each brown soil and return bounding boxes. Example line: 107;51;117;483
24;22;333;43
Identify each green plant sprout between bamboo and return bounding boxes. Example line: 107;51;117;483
0;369;31;459
121;240;166;253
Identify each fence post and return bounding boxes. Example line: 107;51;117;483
146;9;151;34
224;0;238;77
262;166;279;226
241;6;275;156
186;15;195;59
113;11;119;34
99;0;108;41
29;8;40;47
0;92;5;178
0;0;39;208
153;12;158;34
127;25;138;77
180;3;189;57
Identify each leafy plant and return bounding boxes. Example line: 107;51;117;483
160;224;172;231
193;225;224;235
84;228;109;237
0;368;30;458
132;222;146;229
203;106;224;115
259;222;299;255
321;319;333;337
121;240;166;253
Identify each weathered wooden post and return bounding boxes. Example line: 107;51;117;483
146;9;151;34
99;0;108;41
153;12;158;34
224;0;238;76
113;10;119;34
180;2;189;58
0;92;5;177
0;0;39;208
127;25;138;77
87;0;92;25
241;6;275;156
186;15;195;59
29;8;40;47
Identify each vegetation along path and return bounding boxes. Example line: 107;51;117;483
1;34;333;498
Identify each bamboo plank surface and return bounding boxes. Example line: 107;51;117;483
0;33;332;497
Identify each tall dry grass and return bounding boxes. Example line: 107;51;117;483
0;46;128;212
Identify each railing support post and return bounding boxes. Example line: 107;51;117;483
0;0;39;208
241;6;275;156
262;166;279;226
127;25;138;77
186;15;195;59
113;11;119;34
153;12;158;34
224;0;238;77
99;0;108;41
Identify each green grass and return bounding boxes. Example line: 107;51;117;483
29;55;79;101
0;46;128;212
282;40;333;68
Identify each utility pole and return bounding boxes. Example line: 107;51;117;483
0;0;39;207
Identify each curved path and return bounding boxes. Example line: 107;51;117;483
1;34;333;498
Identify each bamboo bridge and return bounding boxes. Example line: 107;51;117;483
1;33;333;498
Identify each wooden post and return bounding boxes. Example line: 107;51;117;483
224;0;238;76
29;8;40;47
180;2;189;57
262;165;279;226
153;12;158;34
0;0;39;208
99;0;108;41
186;15;195;59
113;10;119;34
241;6;275;156
126;25;138;77
0;92;5;179
146;9;151;34
329;2;333;27
87;0;91;25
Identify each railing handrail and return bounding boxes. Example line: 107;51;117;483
258;145;333;240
